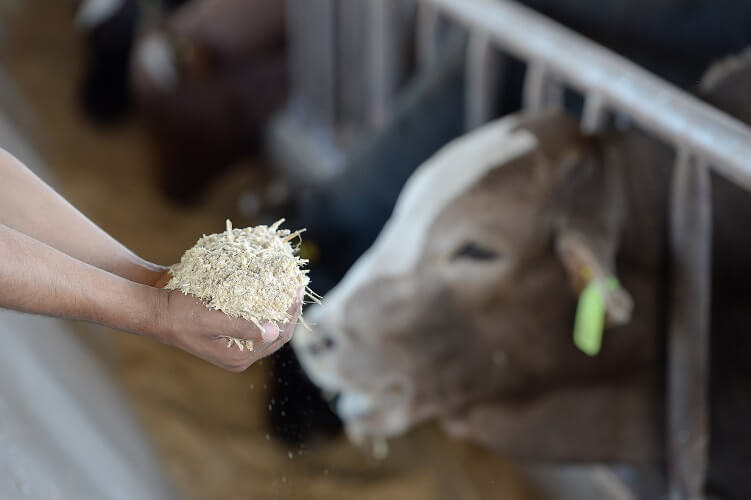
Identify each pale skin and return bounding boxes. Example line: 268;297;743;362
0;148;301;372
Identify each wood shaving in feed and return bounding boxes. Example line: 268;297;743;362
166;219;314;349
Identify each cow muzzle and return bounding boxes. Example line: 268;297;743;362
292;305;415;441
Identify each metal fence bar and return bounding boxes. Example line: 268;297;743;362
286;0;337;126
419;0;751;191
522;61;547;113
581;92;608;134
366;0;393;129
545;78;565;112
336;0;367;132
417;3;440;69
522;63;565;114
668;150;712;500
465;31;501;130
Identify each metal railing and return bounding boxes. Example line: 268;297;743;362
417;1;751;498
418;0;751;190
270;0;417;185
273;0;750;496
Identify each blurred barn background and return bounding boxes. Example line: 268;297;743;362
1;0;750;499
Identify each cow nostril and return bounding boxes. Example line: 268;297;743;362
327;392;342;414
308;336;336;356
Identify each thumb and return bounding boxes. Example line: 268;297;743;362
152;268;172;289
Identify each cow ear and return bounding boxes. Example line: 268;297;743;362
698;47;751;123
553;147;633;326
556;232;633;326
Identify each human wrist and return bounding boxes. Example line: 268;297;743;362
124;259;169;286
145;286;174;343
96;278;172;343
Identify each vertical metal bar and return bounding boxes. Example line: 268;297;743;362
366;0;394;129
523;62;548;112
522;62;563;113
337;0;366;134
417;3;439;69
283;0;306;110
582;92;608;134
465;31;502;131
368;0;418;130
319;0;338;127
667;148;711;500
544;78;565;111
287;0;336;125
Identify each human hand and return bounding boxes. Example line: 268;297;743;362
152;268;302;372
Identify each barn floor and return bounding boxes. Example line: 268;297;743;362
0;2;536;500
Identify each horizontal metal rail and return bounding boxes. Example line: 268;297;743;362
419;0;751;191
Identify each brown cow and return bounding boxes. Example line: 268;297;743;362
292;53;751;499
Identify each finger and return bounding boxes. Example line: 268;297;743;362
199;289;306;368
213;321;278;356
153;270;172;289
255;335;286;358
210;339;261;371
220;314;269;345
210;322;290;370
286;296;304;335
261;322;280;342
285;288;304;327
280;318;296;343
255;291;303;350
217;289;302;342
258;306;302;358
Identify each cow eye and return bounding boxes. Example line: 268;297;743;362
452;242;501;261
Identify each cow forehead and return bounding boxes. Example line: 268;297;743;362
320;115;538;313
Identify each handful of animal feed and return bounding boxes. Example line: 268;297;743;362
165;219;316;351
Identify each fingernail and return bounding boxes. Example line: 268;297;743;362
262;323;280;342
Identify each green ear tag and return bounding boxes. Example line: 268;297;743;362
573;277;619;356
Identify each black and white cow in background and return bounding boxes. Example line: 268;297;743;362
75;0;286;203
75;0;189;124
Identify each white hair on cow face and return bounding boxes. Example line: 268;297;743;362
75;0;126;29
316;115;538;318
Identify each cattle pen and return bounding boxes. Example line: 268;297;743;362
269;1;751;499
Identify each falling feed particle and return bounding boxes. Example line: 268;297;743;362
165;219;315;349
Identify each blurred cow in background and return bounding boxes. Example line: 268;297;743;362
75;0;287;203
290;53;751;500
130;0;286;203
75;0;189;124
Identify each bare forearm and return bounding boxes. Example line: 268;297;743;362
0;148;165;285
0;223;301;372
0;223;162;338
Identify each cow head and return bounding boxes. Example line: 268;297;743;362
293;112;661;461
